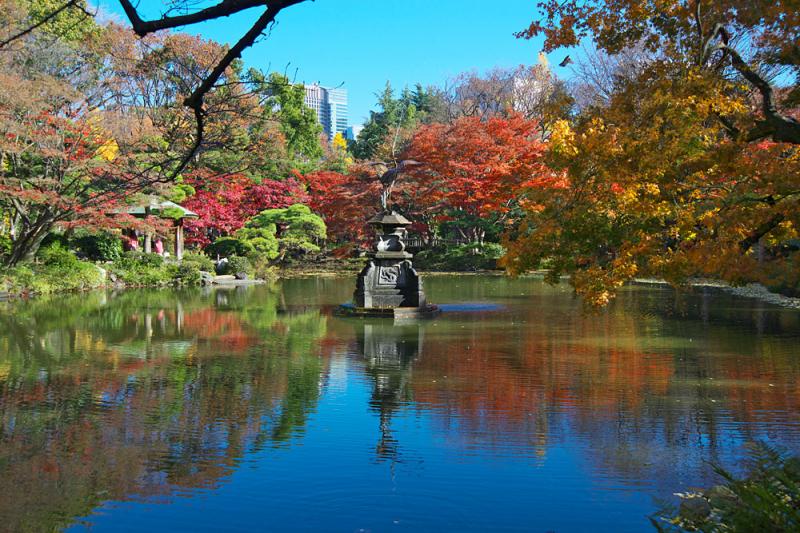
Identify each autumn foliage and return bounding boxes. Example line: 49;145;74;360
183;172;308;247
503;70;800;305
300;114;548;245
504;0;800;304
298;168;381;244
404;114;548;222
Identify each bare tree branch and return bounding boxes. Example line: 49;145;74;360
114;0;308;180
0;0;90;48
704;24;800;144
118;0;269;36
2;0;310;187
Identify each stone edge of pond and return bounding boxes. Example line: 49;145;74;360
632;278;800;310
278;268;507;278
5;269;797;311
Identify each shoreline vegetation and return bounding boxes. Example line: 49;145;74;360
651;443;800;532
2;1;798;314
3;253;800;311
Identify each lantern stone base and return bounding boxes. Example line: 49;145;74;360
336;303;441;320
353;253;427;309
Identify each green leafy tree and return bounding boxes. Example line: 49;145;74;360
252;71;323;165
234;225;280;260
15;0;97;45
248;204;326;260
409;83;450;125
352;82;419;160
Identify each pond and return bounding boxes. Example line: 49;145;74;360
1;276;799;532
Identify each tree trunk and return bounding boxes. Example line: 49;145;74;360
9;212;19;240
5;222;53;266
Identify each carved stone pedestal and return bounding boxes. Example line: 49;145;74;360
354;254;426;309
338;211;439;320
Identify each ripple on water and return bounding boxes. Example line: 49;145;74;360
2;278;800;532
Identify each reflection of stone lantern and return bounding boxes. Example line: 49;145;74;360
341;211;439;318
354;320;423;461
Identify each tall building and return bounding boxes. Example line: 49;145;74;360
303;84;348;141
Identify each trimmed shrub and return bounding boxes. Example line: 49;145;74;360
2;244;104;294
205;237;254;259
414;242;505;271
181;251;215;272
224;255;253;277
37;241;70;263
2;246;210;295
71;230;123;261
246;204;326;261
174;262;202;285
109;251;173;286
235;226;280;259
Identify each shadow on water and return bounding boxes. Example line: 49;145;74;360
0;276;799;531
437;302;505;312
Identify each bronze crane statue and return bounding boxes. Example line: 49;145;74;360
369;160;423;211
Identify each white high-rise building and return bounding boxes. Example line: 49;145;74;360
304;84;349;141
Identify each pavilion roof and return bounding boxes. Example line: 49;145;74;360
116;198;199;219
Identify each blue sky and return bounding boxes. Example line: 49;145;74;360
96;1;569;126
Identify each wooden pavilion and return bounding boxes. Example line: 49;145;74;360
118;198;199;260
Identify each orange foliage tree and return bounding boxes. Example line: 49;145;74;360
299;167;382;245
404;114;549;242
301;115;549;247
504;0;800;305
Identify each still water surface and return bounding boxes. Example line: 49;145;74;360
1;276;799;532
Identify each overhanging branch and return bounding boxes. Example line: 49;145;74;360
118;0;270;36
114;0;309;180
704;24;800;144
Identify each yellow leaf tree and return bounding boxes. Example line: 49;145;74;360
506;1;799;304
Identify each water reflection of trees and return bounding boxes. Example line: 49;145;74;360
326;281;800;489
0;287;328;532
409;285;800;484
1;278;799;529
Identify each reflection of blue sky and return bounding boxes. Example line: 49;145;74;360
71;347;800;532
73;369;655;532
7;278;800;532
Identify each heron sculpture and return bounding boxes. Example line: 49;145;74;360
369;160;423;211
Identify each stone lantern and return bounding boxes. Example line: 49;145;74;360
343;210;439;318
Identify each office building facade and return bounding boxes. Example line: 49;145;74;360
304;84;349;141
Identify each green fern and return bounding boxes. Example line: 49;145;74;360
652;442;800;532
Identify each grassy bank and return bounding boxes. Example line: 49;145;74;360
1;246;217;298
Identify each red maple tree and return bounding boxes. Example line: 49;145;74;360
298;167;382;245
183;172;308;247
299;115;549;246
404;114;548;219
